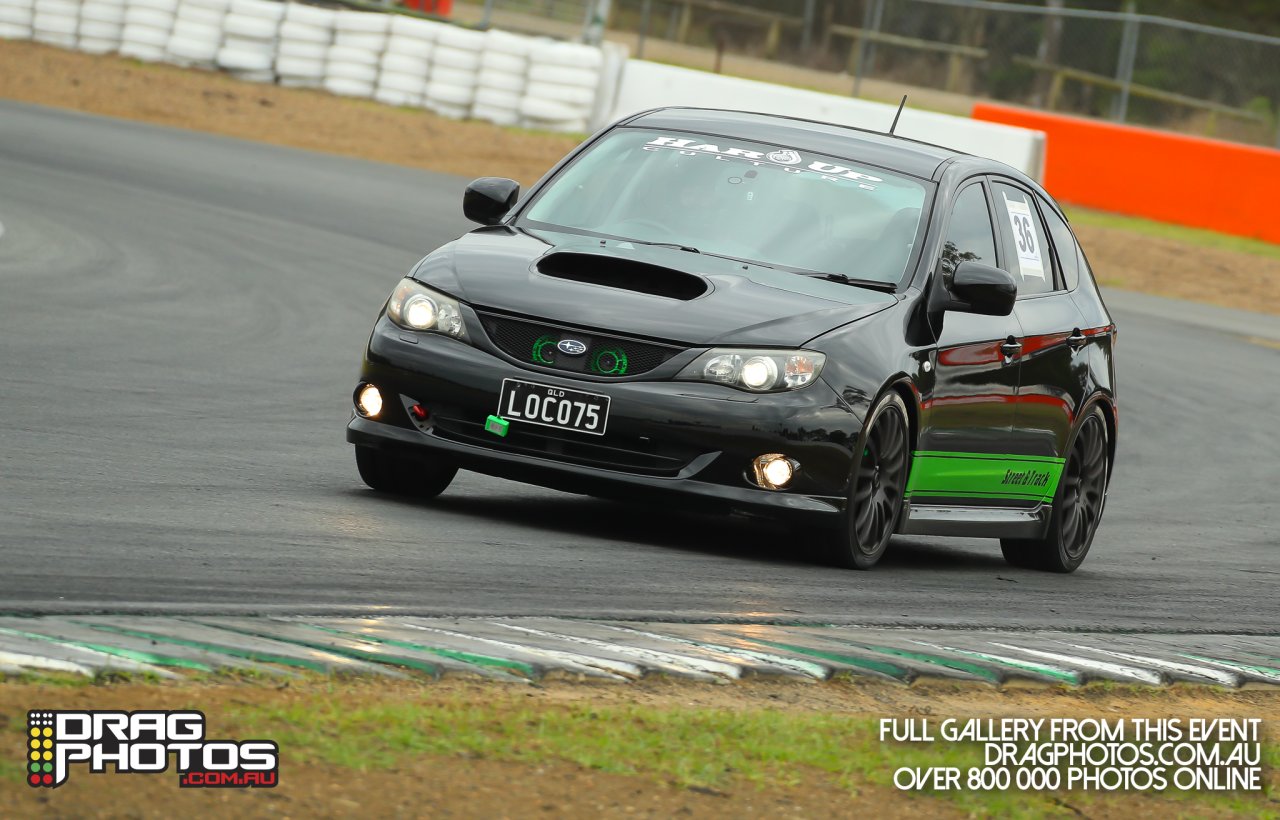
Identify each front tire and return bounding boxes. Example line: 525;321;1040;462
355;446;457;500
1001;406;1109;573
824;391;911;570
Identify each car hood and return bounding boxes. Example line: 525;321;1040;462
414;227;898;347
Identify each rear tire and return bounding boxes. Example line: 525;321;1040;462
355;446;457;500
823;391;911;570
1001;407;1109;573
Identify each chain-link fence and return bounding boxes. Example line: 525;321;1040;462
452;0;1280;147
826;0;1280;146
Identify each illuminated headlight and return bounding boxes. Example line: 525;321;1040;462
753;453;798;489
386;278;467;339
677;349;825;392
355;384;383;418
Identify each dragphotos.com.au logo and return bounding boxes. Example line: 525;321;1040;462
26;709;278;789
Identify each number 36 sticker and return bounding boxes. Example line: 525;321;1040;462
1002;192;1046;280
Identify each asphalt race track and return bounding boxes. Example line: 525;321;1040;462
1;101;1276;632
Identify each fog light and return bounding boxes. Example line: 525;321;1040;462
356;384;383;418
753;453;796;490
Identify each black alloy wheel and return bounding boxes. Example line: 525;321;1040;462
827;391;910;570
1002;407;1109;573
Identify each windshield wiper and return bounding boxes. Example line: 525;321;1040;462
610;237;886;288
623;241;790;272
612;239;776;270
807;273;898;293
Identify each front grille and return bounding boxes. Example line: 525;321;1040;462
478;312;684;378
433;417;700;476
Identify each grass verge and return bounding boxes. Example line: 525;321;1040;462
2;675;1278;817
1068;207;1280;261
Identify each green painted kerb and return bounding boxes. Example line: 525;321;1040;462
906;451;1064;503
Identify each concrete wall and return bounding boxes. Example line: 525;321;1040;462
975;102;1280;243
608;61;1046;180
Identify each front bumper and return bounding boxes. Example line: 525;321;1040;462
346;318;862;518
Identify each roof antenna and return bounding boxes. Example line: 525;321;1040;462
889;94;907;135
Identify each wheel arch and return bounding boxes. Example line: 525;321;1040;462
886;376;921;457
1082;391;1118;484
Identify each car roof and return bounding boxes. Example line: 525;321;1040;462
622;107;964;180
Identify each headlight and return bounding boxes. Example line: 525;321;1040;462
386;279;467;339
676;349;826;392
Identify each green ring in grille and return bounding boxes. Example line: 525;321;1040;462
591;347;629;376
531;334;558;365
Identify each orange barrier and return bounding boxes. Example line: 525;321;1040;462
972;103;1280;244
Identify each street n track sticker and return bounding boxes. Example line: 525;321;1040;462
1002;192;1045;279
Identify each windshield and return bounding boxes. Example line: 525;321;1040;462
521;129;930;283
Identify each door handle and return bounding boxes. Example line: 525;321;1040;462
1000;339;1023;358
1067;329;1087;350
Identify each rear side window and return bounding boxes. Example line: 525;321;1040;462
939;183;997;275
992;182;1054;296
1039;197;1081;291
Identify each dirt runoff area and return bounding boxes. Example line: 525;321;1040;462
2;675;1278;818
2;38;1278;317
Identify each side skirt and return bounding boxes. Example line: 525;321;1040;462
899;501;1052;539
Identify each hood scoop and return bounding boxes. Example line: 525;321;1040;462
535;252;709;301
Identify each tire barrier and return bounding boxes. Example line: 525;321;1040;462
423;23;482;117
372;13;437;106
165;0;227;67
216;0;282;82
78;0;125;53
520;40;601;133
323;9;386;98
274;2;332;88
472;28;528;126
1;0;608;133
117;0;176;61
0;0;36;41
32;0;78;49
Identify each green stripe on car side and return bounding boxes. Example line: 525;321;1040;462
906;451;1064;503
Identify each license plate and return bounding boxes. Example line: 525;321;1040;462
497;379;610;436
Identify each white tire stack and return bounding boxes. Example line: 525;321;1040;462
164;0;226;67
373;15;439;108
520;41;602;133
77;0;126;53
472;29;531;126
120;0;178;61
323;10;387;98
0;0;36;40
0;0;34;40
216;0;282;83
423;24;483;119
31;0;79;49
0;0;34;39
275;1;333;88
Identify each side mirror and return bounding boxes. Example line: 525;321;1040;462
947;261;1017;316
463;177;520;226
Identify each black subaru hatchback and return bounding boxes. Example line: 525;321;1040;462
348;107;1117;572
